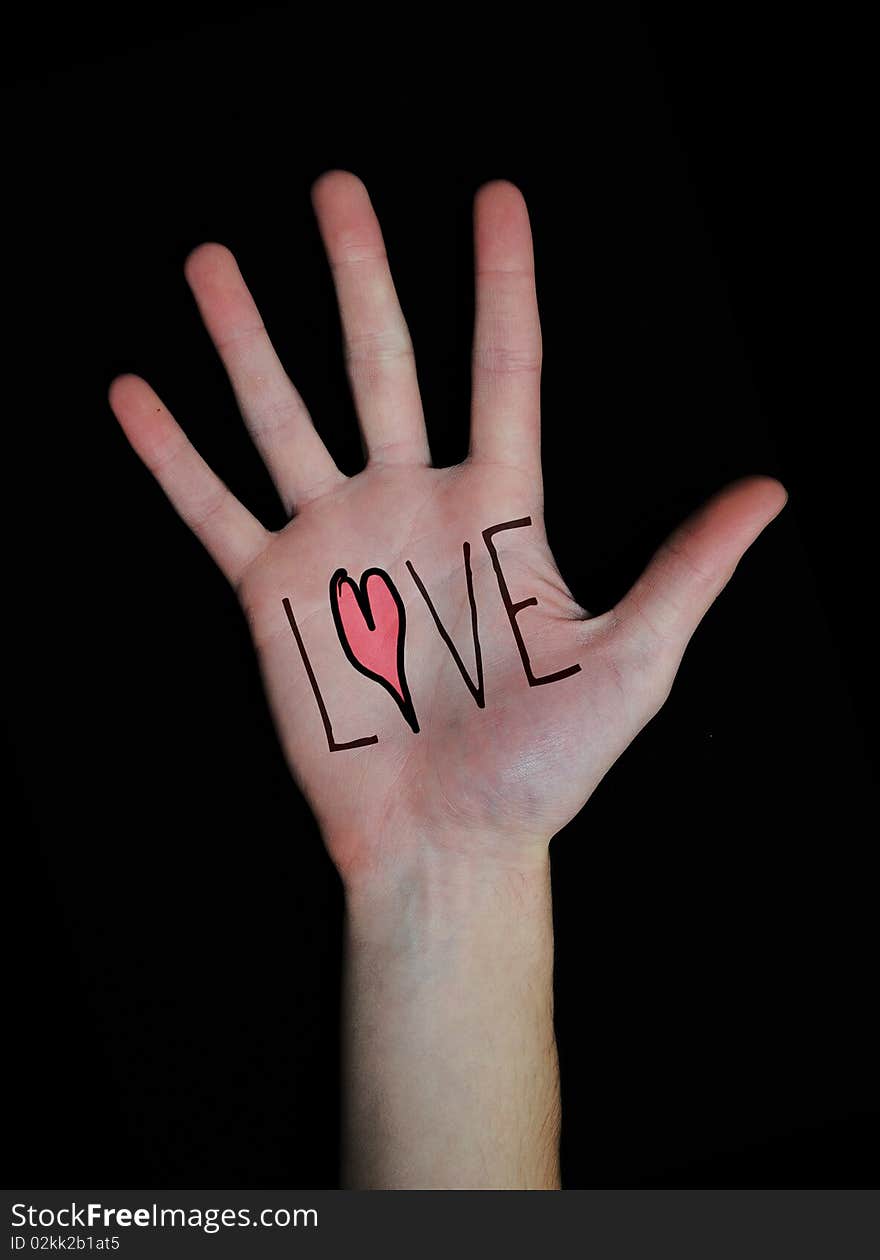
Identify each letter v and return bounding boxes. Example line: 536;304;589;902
406;543;485;708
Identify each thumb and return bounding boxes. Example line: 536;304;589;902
613;475;789;662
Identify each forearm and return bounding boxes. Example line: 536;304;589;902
339;843;560;1189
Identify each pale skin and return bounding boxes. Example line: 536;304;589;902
108;170;787;1189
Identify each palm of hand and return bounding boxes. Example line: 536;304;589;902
110;171;786;879
238;458;629;872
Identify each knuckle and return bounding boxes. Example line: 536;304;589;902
183;488;228;532
247;391;303;438
214;322;266;355
145;433;187;476
474;342;542;376
344;326;413;364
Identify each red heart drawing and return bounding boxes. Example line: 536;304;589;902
329;567;419;733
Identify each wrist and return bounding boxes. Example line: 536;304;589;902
340;837;553;960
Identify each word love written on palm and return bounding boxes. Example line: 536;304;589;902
282;516;581;752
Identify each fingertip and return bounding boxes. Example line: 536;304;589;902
767;478;789;517
768;476;789;510
183;241;236;285
310;168;367;207
473;179;534;268
699;475;786;533
475;178;526;207
733;474;790;522
107;372;145;410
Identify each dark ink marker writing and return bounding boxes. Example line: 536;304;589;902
282;597;379;752
329;567;420;734
406;542;485;709
482;517;582;687
283;515;581;752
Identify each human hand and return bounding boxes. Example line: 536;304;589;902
108;171;786;888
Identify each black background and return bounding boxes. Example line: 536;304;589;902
5;5;874;1188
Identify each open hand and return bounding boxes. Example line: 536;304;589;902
109;171;786;883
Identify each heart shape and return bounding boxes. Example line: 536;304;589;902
329;567;419;733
